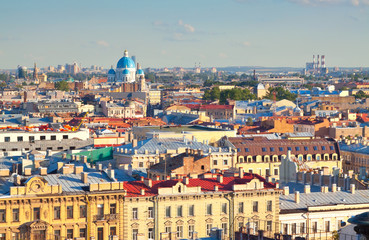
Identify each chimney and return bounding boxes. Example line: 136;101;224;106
144;178;152;187
14;174;21;186
132;139;138;148
82;156;88;163
295;191;300;203
217;175;223;183
140;189;145;195
304;185;311;194
166;176;170;180
183;177;189;185
239;167;244;178
81;172;88;183
108;169;115;180
155;175;160;181
97;164;102;171
350;184;355;194
140;176;145;181
40;167;47;176
214;185;219;191
332;184;337;193
321;186;329;193
57;162;64;172
74;166;83;174
283;186;289;195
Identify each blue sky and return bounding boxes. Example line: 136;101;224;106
0;0;368;69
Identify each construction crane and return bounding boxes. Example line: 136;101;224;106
71;112;89;131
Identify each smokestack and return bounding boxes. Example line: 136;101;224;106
321;55;326;68
317;54;320;69
313;55;316;69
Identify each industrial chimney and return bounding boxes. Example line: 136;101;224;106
321;55;326;68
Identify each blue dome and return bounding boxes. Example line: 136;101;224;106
108;69;115;75
122;69;130;75
117;56;135;69
137;69;144;75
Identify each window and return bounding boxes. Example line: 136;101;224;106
300;222;305;233
312;222;318;233
148;228;154;240
139;162;144;168
307;155;312;161
325;221;330;232
132;207;138;219
4;137;10;142
295;147;300;151
313;146;318;150
267;221;272;231
54;230;60;240
0;209;5;222
249;169;253;173
245;148;249;152
17;136;23;142
51;135;56;140
316;155;321;160
189;225;195;238
12;233;19;240
279;147;284;151
12;208;19;222
252;201;258;212
80;228;87;238
238;222;244;230
201;165;204;170
0;234;4;240
67;229;73;239
131;229;138;240
322;146;326;150
213;160;218;165
304;146;309;151
148;207;153;218
177;225;183;238
54;206;61;219
165;227;171;233
222;203;227;214
267;200;272;212
287;147;292;151
238;202;244;213
33;207;40;220
177;205;183;217
262;147;267;152
40;136;46;140
110;227;116;235
274;168;278;175
283;224;288;234
110;204;116;214
206;204;212;215
223;159;228;165
237;148;241;152
270;147;275;152
63;135;68;139
165;206;171;218
207;224;213;235
188;205;194;216
292;223;297;234
222;223;228;235
79;205;87;218
67;206;73;219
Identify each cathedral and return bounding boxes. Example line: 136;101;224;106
108;50;145;83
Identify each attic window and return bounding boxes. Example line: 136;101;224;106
178;186;182;193
279;147;284;151
330;146;334;150
304;147;309;151
262;148;267;152
322;146;326;150
313;146;318;151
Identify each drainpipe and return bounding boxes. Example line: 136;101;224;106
149;196;159;240
225;193;235;240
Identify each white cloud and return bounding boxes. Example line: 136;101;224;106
96;40;109;47
178;20;195;33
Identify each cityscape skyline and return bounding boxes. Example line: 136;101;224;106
0;0;368;69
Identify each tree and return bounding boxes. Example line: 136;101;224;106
264;87;297;101
354;90;369;99
246;117;253;126
55;80;70;91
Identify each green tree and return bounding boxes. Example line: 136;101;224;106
264;87;297;101
354;90;369;99
55;80;70;91
246;117;253;126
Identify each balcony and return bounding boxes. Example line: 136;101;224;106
93;214;119;222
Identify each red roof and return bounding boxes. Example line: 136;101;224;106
200;105;234;110
123;173;276;197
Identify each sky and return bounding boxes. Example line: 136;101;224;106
0;0;368;69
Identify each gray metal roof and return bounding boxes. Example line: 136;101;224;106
116;138;230;155
339;143;369;155
280;189;369;211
